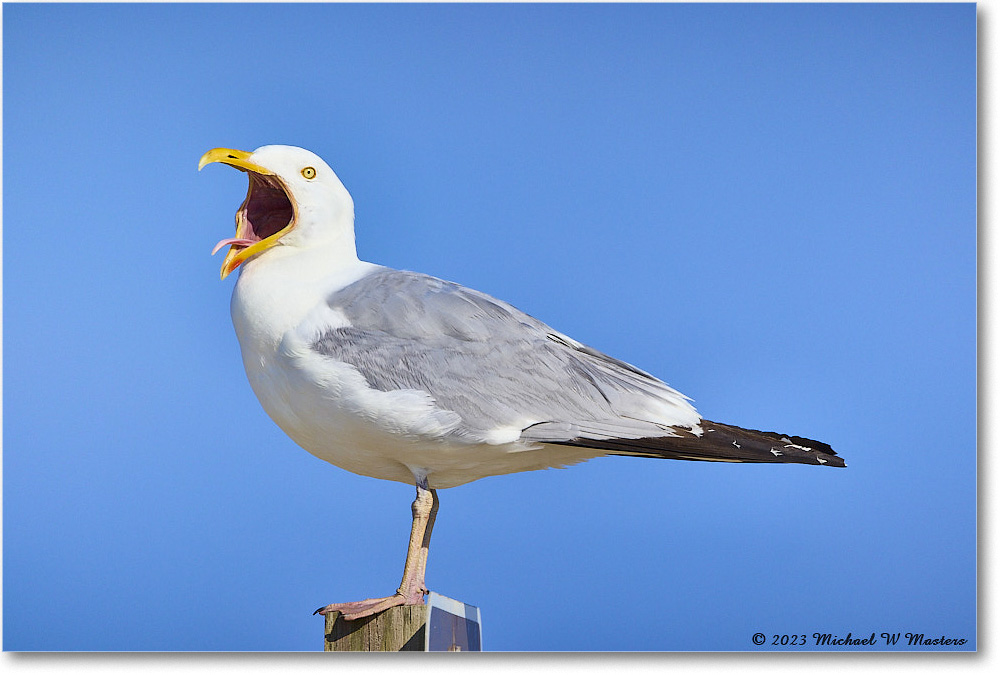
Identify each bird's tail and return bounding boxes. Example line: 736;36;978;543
555;419;844;467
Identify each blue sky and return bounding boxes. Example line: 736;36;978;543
3;3;976;652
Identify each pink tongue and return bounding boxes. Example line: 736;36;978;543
212;238;255;255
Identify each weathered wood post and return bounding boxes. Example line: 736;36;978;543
324;593;482;651
324;605;429;651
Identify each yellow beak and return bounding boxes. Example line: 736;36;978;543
200;148;292;280
198;148;274;175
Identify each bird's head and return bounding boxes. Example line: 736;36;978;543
199;145;355;279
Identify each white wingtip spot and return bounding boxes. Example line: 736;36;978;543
770;448;782;456
732;440;741;449
817;457;828;464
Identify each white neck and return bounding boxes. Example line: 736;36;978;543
229;235;377;357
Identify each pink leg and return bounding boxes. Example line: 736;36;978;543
315;482;439;620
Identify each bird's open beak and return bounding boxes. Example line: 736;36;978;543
199;148;296;280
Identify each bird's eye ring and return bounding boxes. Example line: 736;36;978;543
301;167;317;179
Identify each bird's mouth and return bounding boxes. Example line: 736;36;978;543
200;148;297;279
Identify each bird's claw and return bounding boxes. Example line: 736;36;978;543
314;589;427;620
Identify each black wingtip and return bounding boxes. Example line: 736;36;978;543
553;419;844;468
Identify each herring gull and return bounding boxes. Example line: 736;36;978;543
199;144;844;620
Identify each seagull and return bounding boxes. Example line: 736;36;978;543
199;144;844;620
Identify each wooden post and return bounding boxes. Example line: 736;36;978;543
324;605;430;651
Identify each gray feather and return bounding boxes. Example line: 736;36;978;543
311;268;698;442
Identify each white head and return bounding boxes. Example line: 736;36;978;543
199;145;356;279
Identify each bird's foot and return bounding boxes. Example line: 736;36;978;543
314;588;427;620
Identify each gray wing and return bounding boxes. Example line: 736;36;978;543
311;268;701;444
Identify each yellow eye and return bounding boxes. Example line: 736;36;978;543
301;166;316;179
